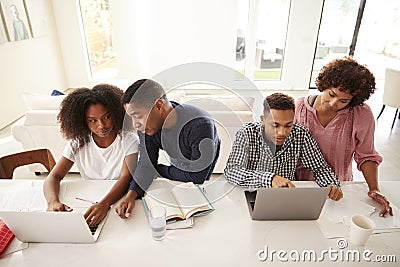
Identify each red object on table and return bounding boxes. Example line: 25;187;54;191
0;220;15;257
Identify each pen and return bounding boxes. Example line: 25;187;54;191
75;197;98;205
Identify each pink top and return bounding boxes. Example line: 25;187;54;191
294;96;382;181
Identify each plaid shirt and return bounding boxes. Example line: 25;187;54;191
224;122;340;188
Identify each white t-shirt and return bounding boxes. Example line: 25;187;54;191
62;132;139;180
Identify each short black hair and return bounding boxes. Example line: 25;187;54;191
58;84;124;148
122;79;167;108
263;93;295;113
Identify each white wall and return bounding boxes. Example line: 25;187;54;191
281;0;323;89
51;1;90;87
0;0;67;129
111;0;237;82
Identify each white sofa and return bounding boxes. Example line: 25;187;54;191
178;95;255;173
11;93;79;173
12;93;255;174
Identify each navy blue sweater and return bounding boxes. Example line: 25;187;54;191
129;102;220;196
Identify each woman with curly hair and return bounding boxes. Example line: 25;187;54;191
44;84;139;227
295;57;392;217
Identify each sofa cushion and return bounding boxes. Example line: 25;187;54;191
167;90;185;103
23;93;65;110
176;96;255;173
24;110;59;126
181;96;255;112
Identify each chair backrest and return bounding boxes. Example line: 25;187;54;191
0;149;56;179
383;68;400;109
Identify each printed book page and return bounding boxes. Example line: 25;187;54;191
143;183;214;221
171;183;214;219
143;188;184;221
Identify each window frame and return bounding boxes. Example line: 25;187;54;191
238;0;324;90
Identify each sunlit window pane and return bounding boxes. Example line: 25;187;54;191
234;0;249;80
354;0;400;85
79;0;117;80
310;0;358;87
254;0;290;81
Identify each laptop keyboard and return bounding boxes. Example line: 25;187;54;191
250;201;255;211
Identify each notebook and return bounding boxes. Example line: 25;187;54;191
0;208;109;244
244;187;330;220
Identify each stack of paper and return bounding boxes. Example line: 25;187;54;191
322;198;376;223
318;183;400;238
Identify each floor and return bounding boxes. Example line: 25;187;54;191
0;89;399;182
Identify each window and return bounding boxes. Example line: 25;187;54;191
234;0;250;77
354;0;400;85
310;0;359;87
79;0;117;80
235;0;291;81
311;0;400;88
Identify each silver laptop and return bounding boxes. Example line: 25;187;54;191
244;187;330;220
0;208;109;244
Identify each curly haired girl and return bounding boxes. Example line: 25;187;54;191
44;84;139;226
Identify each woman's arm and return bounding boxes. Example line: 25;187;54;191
361;161;393;217
84;153;138;226
43;156;74;211
353;107;391;216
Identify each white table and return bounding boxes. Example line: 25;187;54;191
0;179;399;267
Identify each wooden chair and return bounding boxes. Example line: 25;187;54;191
0;149;56;179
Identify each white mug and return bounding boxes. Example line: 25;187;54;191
349;214;375;246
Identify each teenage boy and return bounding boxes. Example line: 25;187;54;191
224;93;342;201
116;79;220;218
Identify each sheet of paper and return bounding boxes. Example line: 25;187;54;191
60;181;111;208
318;182;400;238
322;197;375;223
0;186;45;211
317;215;347;239
363;195;400;230
2;238;29;256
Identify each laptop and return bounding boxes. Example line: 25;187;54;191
244;187;330;220
0;208;110;244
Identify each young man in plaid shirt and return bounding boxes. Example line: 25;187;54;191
224;93;342;201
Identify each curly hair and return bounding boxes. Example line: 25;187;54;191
316;57;376;107
263;93;295;113
58;84;125;149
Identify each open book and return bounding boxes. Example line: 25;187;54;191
142;183;215;222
